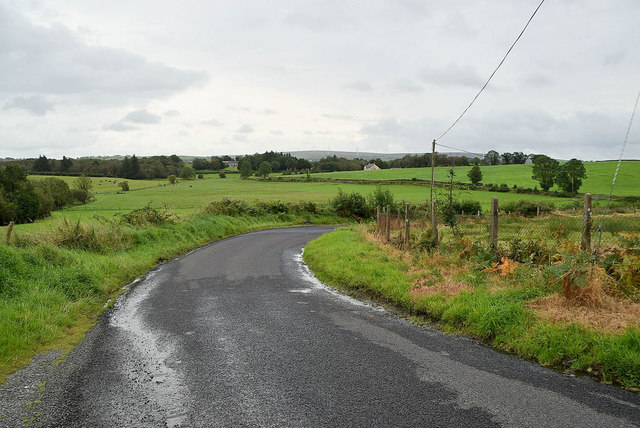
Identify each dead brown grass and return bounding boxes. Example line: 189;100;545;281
411;277;470;298
528;293;640;332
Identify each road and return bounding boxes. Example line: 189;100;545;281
2;226;639;427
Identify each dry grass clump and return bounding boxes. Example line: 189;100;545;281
529;267;640;331
411;277;470;298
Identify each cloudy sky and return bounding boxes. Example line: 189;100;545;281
1;0;638;160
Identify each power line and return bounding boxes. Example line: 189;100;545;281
435;0;545;142
593;86;640;255
434;142;482;157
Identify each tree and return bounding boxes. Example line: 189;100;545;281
167;174;177;185
500;152;513;165
555;158;586;194
511;152;528;164
33;155;51;172
74;175;93;193
192;158;210;170
257;161;272;178
180;165;195;179
239;160;252;178
467;165;483;185
118;181;130;191
483;150;500;166
60;156;73;172
531;155;559;191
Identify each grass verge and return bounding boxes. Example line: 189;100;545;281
303;226;640;389
0;208;343;383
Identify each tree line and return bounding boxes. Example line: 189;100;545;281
0;166;93;225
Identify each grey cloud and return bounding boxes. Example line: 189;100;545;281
270;130;283;135
282;13;337;32
360;118;405;136
201;119;222;127
345;80;374;92
0;6;207;98
390;79;423;93
233;134;248;142
235;124;254;133
103;122;138;132
123;109;161;124
522;73;554;87
4;95;54;116
603;51;626;67
163;110;180;117
263;108;277;115
323;113;355;121
418;63;483;87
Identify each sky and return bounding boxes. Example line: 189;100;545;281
0;0;639;160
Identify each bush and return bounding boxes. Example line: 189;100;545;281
219;172;226;179
453;199;482;215
502;200;554;217
117;204;175;226
368;185;395;212
118;181;130;191
71;188;89;204
331;189;370;219
197;174;204;179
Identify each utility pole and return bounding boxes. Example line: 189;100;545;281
430;139;436;209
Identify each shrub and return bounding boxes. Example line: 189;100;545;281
453;200;482;215
118;181;130;191
197;174;204;179
71;188;89;204
331;189;370;219
117;204;175;226
368;185;395;212
502;199;554;217
219;172;226;179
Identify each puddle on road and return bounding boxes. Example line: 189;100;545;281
110;267;191;427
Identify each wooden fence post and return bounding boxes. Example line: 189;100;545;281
431;200;438;247
376;205;381;235
6;221;14;245
404;203;410;249
490;197;499;251
385;205;391;243
581;193;592;252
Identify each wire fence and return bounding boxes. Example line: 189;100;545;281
375;194;640;256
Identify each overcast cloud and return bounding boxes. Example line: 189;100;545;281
0;0;638;160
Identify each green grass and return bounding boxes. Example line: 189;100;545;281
17;174;570;234
309;160;640;196
304;227;640;387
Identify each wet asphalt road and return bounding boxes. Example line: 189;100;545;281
4;226;640;427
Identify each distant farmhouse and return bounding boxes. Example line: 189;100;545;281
363;163;380;171
223;160;239;168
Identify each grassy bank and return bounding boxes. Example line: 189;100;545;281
0;207;343;383
304;227;640;388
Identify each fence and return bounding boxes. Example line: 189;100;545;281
375;194;640;255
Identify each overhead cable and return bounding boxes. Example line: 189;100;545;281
435;0;546;142
593;86;640;254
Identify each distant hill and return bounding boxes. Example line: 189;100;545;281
285;150;484;162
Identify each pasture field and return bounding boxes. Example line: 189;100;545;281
310;160;640;196
21;173;570;232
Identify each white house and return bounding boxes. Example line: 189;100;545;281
364;163;380;171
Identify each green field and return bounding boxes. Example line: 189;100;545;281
310;161;640;196
21;174;570;233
